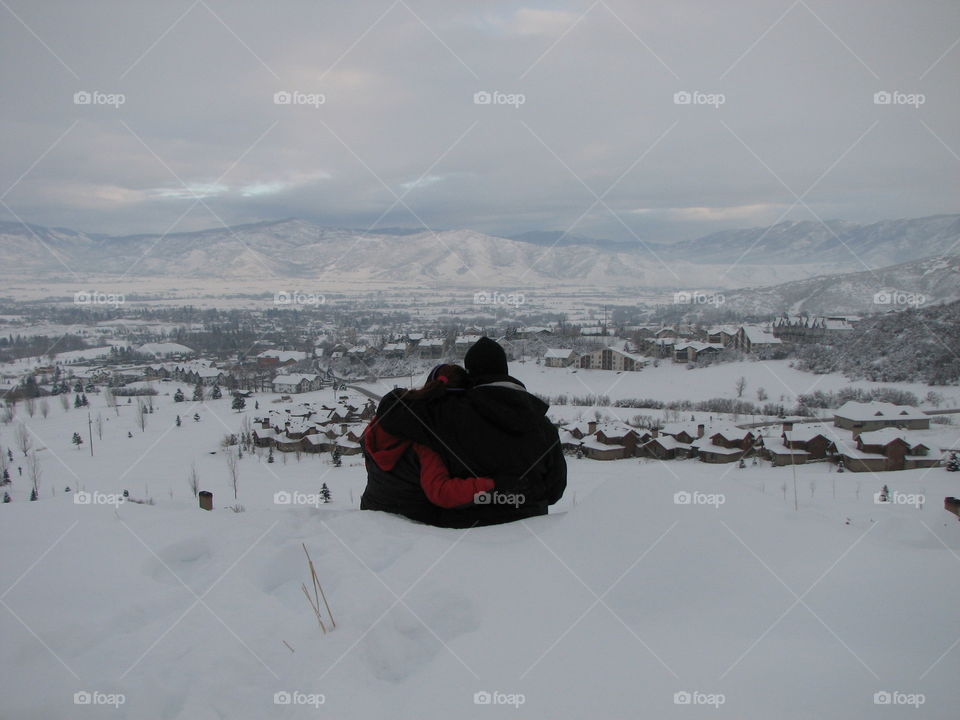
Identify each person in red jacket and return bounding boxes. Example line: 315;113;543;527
360;365;495;526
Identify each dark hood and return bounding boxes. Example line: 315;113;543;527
466;382;550;435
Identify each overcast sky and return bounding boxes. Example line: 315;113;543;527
1;0;958;242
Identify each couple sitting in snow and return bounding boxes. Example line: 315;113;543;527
360;337;567;527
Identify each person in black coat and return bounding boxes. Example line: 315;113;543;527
376;339;567;526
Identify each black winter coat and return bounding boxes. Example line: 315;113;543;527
376;379;567;526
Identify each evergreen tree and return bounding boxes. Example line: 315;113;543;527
71;432;83;449
174;388;185;402
320;483;332;503
193;413;201;422
175;415;181;427
81;393;88;406
211;385;222;400
2;491;10;503
193;382;204;402
267;447;274;463
231;395;246;412
947;452;960;472
331;448;342;467
1;469;10;485
74;394;82;408
30;487;38;501
73;381;83;393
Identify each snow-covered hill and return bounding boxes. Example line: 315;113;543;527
718;255;960;315
1;381;958;719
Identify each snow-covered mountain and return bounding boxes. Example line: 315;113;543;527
719;254;960;315
1;214;956;289
652;214;960;267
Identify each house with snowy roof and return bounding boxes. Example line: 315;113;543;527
272;373;322;394
833;401;929;434
543;348;577;367
836;428;939;472
734;326;782;353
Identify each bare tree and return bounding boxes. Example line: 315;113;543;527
104;388;118;416
59;393;70;411
39;399;50;419
225;448;240;500
187;462;199;498
27;452;41;496
135;400;147;432
735;376;747;398
15;423;32;457
25;397;36;417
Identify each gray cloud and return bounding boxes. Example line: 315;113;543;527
1;0;957;241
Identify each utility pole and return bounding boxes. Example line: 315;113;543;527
87;412;94;457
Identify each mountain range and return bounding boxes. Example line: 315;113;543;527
0;214;956;291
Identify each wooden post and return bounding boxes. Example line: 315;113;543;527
199;491;213;511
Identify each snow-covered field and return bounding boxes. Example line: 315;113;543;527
2;385;959;719
362;358;960;410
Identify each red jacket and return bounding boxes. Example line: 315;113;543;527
361;419;494;509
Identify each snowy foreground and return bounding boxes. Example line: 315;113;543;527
2;390;959;719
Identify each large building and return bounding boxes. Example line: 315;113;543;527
578;347;648;372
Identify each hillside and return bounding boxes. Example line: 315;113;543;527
718;255;960;315
1;384;957;719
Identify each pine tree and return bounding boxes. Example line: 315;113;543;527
193;413;201;422
320;483;332;503
1;469;10;485
174;388;185;402
73;381;83;393
332;448;342;467
74;394;82;408
30;487;38;501
193;382;204;402
947;452;960;472
175;415;181;427
2;491;10;503
267;447;274;464
72;432;83;449
211;385;222;400
81;393;88;407
232;395;246;412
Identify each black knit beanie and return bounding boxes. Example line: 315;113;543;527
464;337;508;377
